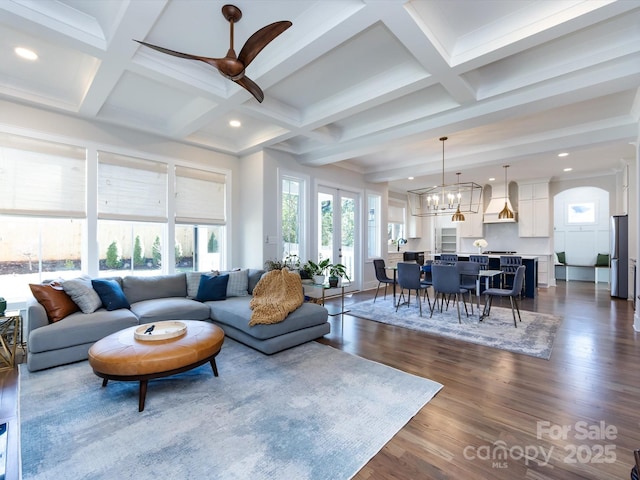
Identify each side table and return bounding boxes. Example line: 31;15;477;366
0;311;21;371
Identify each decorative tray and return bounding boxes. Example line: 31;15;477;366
134;321;187;341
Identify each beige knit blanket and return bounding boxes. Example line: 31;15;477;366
249;269;304;326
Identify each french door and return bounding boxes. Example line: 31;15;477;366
317;186;359;292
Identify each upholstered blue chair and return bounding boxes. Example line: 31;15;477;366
430;264;469;323
456;261;480;314
396;262;430;316
373;258;396;302
481;265;526;327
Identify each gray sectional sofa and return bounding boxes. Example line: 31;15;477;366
26;269;330;372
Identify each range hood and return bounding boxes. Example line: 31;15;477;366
483;184;517;224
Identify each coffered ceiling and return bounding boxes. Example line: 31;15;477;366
1;0;638;192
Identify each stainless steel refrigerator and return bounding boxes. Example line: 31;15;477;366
610;214;628;298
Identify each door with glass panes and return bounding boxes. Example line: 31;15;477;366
317;186;359;292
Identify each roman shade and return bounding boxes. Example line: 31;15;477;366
388;202;405;223
175;166;226;224
98;151;168;222
0;132;85;218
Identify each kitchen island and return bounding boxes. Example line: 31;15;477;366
433;253;538;298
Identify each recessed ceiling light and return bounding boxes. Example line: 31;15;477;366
563;167;572;172
558;152;569;157
15;47;38;60
229;120;241;128
407;176;414;180
489;177;495;181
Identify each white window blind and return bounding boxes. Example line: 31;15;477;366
0;133;86;217
98;151;167;222
175;166;226;224
388;202;405;223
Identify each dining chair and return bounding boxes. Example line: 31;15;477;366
439;254;458;265
481;265;526;327
430;264;469;323
499;255;524;295
421;261;433;303
395;262;431;316
372;258;396;302
456;261;480;315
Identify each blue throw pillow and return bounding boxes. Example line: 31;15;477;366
91;279;131;311
195;274;229;302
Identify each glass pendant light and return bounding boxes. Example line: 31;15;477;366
498;165;514;220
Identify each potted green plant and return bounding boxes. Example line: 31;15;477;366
303;258;331;285
327;263;350;288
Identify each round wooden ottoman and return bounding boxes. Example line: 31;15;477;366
88;320;224;412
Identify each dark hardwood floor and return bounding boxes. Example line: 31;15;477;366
319;281;639;480
7;282;638;479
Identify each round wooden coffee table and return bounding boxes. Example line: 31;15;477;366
88;320;224;412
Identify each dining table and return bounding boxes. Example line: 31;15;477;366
386;263;502;311
475;269;502;308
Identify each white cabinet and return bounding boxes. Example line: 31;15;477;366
457;212;483;238
518;181;550;237
407;214;422;238
537;255;549;287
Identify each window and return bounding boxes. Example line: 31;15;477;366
0;133;86;299
175;224;225;272
367;193;381;258
97;152;168;275
0;217;83;299
175;166;227;271
567;202;595;224
281;176;305;261
388;200;406;249
98;220;164;275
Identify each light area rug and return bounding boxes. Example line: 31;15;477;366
349;298;561;359
20;339;442;480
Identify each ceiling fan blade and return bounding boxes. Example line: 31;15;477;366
238;21;292;68
235;76;264;103
135;40;203;60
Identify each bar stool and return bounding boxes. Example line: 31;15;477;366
499;255;524;296
440;254;458;265
469;255;489;270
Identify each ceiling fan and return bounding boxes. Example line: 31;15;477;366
134;4;292;103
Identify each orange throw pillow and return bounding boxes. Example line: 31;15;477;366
29;283;79;323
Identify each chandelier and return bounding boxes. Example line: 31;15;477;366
407;136;483;222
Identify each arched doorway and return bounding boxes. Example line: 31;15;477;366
553;187;610;283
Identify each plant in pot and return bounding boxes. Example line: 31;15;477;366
304;259;331;285
327;263;349;288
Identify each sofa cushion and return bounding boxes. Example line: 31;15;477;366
595;253;609;267
28;308;138;354
248;269;265;294
29;283;79;323
129;298;210;323
195;274;228;302
208;297;328;340
62;275;102;314
186;272;205;298
122;273;187;304
92;279;131;311
223;269;248;296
